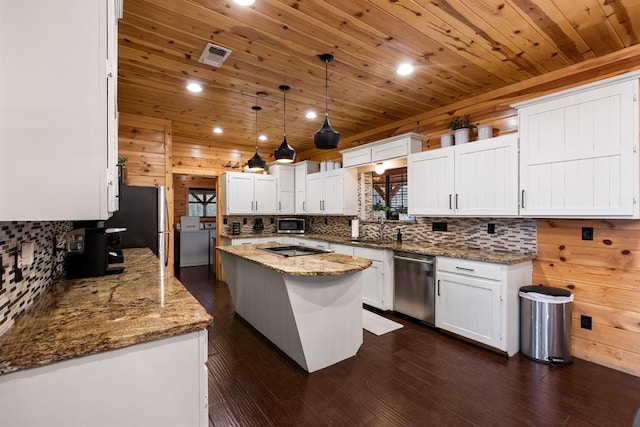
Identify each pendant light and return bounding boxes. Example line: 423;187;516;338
274;85;296;163
313;53;340;150
247;105;266;172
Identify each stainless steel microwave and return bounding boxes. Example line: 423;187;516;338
276;218;305;234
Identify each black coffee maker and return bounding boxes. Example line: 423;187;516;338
65;228;125;279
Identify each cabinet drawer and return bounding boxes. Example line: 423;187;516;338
331;243;354;256
342;148;372;168
231;238;261;245
437;257;502;281
354;247;384;262
298;239;330;250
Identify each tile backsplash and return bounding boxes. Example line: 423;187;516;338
306;216;536;254
0;221;72;336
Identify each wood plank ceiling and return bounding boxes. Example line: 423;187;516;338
118;0;640;167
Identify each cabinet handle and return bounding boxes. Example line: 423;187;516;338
303;201;306;211
279;201;281;211
251;201;254;211
455;266;475;272
455;193;459;210
449;194;452;210
437;279;440;296
521;190;525;209
255;201;258;211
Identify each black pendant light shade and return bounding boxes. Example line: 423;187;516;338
313;53;340;150
247;105;266;172
274;85;296;163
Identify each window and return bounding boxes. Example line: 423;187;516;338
372;167;408;220
188;188;216;217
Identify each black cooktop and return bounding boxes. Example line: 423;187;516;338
260;245;331;257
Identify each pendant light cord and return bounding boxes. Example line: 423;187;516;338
324;59;329;117
283;89;286;136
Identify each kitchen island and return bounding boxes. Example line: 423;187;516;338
218;244;372;373
0;248;212;427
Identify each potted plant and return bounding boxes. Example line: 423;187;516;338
117;156;128;184
397;205;409;220
448;115;476;145
372;202;384;220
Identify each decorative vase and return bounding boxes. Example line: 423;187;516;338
477;124;493;140
454;128;470;145
440;133;454;147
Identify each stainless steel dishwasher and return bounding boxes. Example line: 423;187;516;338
393;252;436;325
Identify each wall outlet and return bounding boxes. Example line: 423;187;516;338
582;227;594;240
242;218;247;225
487;223;496;234
432;222;448;232
580;315;592;330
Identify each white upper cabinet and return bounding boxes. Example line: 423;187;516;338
408;135;519;217
514;72;640;218
294;161;320;214
305;169;358;215
223;172;277;215
340;132;422;168
0;0;120;221
269;164;295;215
408;147;455;216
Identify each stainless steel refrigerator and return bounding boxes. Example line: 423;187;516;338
106;185;170;270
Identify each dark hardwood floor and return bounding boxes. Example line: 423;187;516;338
177;266;640;427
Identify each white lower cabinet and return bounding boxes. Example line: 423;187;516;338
435;257;531;356
0;330;209;427
352;246;393;311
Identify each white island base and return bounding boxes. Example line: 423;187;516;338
220;252;364;373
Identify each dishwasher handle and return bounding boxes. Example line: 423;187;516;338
393;255;434;265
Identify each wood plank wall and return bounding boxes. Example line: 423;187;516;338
173;174;217;221
117;113;175;275
535;220;640;377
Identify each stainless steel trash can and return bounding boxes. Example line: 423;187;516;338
519;285;573;365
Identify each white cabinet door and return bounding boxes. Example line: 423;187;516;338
322;170;345;214
454;134;519;216
361;260;384;308
225;173;255;214
294;161;320;214
224;173;276;215
518;77;638;217
253;174;277;214
294;164;307;214
306;173;324;214
271;165;295;214
0;0;116;221
408;147;455;216
436;271;502;350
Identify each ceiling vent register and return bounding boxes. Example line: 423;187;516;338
198;43;232;68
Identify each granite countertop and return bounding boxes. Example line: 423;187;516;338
217;244;372;276
220;233;535;265
0;248;212;375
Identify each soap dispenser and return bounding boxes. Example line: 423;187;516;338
396;228;402;244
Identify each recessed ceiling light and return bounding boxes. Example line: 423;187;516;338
233;0;255;6
259;134;267;141
305;111;317;119
396;63;414;76
213;127;223;134
186;82;202;93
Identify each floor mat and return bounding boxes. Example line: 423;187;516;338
362;309;403;336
